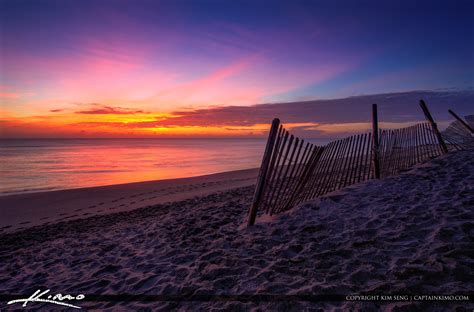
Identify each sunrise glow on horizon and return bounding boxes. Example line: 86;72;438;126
1;0;473;138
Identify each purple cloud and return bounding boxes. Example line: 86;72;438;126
73;90;474;137
75;104;147;115
144;90;474;127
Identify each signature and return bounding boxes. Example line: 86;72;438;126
7;289;85;309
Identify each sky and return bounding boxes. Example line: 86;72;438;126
0;0;473;138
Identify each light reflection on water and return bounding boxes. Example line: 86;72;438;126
0;138;330;195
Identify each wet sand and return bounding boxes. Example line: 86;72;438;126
0;168;259;234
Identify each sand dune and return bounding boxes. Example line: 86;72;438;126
0;151;472;311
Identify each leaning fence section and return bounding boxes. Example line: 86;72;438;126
251;121;323;218
379;122;444;177
247;102;473;226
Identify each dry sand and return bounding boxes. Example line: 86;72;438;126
0;151;472;311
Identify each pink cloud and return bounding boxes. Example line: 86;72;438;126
1;24;363;115
0;93;20;98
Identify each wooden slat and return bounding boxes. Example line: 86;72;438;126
316;140;340;196
363;133;372;180
274;137;300;213
264;130;289;213
268;133;293;215
392;129;401;174
351;134;363;184
357;133;368;182
247;118;280;226
277;139;306;210
307;141;339;200
416;124;422;163
287;146;324;208
328;137;348;193
261;126;284;213
372;104;381;179
342;135;356;188
314;141;338;197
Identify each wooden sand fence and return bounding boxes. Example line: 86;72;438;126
441;111;474;151
247;100;473;226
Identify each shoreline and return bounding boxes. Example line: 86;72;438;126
0;167;260;197
0;167;259;234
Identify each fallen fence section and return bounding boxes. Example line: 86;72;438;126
247;102;472;226
442;113;474;151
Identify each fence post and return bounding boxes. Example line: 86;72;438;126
371;104;381;179
247;118;280;226
448;109;474;134
419;100;448;154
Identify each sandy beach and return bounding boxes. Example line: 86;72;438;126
0;150;472;310
0;168;259;234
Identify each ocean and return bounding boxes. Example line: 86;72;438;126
0;138;331;195
0;138;261;195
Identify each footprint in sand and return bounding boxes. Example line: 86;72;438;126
19;221;31;225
